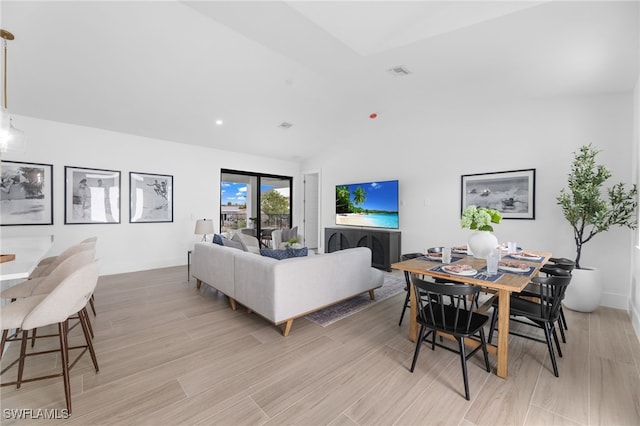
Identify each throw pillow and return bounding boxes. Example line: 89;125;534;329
260;247;308;260
231;233;248;252
212;234;224;246
222;236;245;251
280;226;298;243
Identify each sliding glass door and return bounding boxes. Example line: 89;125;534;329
220;169;292;247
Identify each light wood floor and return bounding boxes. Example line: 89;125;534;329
2;266;639;425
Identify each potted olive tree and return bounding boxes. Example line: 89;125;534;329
557;144;637;312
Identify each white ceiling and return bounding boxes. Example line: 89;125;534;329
1;1;638;160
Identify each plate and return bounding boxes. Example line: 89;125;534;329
510;253;542;261
498;265;530;273
498;245;523;253
451;247;467;254
425;254;443;261
442;265;477;276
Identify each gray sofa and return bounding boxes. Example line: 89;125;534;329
191;242;384;335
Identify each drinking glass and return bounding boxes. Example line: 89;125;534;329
442;247;452;264
486;248;500;275
507;241;517;254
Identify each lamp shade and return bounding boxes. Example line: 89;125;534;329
194;219;214;236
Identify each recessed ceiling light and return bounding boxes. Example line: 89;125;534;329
215;119;224;126
278;122;293;129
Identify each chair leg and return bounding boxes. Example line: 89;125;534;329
398;289;410;326
16;330;28;389
89;295;97;317
488;306;498;344
79;309;99;373
82;307;94;339
557;318;567;343
543;324;559;377
0;329;8;360
560;307;568;330
31;328;37;348
479;328;491;373
59;321;72;414
552;324;563;358
458;337;470;401
410;325;426;372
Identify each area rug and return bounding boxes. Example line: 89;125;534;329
304;273;406;327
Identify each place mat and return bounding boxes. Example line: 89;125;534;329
418;255;464;263
503;254;545;263
498;264;536;275
429;265;503;282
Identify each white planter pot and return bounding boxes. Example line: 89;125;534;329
467;231;498;260
562;267;602;313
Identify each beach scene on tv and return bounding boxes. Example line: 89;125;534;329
335;180;399;229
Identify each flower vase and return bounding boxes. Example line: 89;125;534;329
467;231;498;260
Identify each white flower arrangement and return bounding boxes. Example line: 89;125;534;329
461;205;502;232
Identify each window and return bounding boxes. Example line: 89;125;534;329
220;169;292;246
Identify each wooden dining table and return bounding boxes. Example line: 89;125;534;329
391;249;551;379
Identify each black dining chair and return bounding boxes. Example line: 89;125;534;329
516;257;575;342
488;275;572;377
409;275;491;400
398;253;423;326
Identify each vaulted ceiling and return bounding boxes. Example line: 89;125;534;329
2;1;638;160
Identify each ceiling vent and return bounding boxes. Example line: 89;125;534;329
278;122;293;129
387;65;411;77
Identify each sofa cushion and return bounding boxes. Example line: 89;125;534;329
222;234;246;251
260;247;308;260
212;234;224;246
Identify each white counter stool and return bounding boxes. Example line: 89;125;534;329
0;261;100;414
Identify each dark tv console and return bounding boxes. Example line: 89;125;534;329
325;227;401;271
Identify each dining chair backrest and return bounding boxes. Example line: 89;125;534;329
529;275;572;321
31;249;96;296
37;242;96;277
22;261;99;331
547;257;576;271
80;236;98;245
412;275;484;336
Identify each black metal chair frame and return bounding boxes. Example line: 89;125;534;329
398;253;424;326
488;275;572;377
409;275;491;400
517;258;574;343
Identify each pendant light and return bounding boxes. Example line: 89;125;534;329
0;29;25;154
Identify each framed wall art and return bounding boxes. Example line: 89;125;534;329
129;172;173;223
461;168;536;219
65;166;121;224
0;160;53;226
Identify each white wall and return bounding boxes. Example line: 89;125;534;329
304;93;636;310
3;92;636;312
631;75;640;337
1;116;301;275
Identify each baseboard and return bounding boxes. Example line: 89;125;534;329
599;291;629;310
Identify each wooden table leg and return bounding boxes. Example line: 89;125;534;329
409;276;418;342
496;288;510;378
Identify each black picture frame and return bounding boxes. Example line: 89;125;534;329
64;166;121;224
0;160;53;226
461;168;536;219
129;172;173;223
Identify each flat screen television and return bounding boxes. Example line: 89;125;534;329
335;180;399;229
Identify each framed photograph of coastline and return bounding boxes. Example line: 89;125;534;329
129;172;173;223
0;160;53;226
461;168;535;219
65;166;121;224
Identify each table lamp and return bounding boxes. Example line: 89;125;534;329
194;219;214;242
